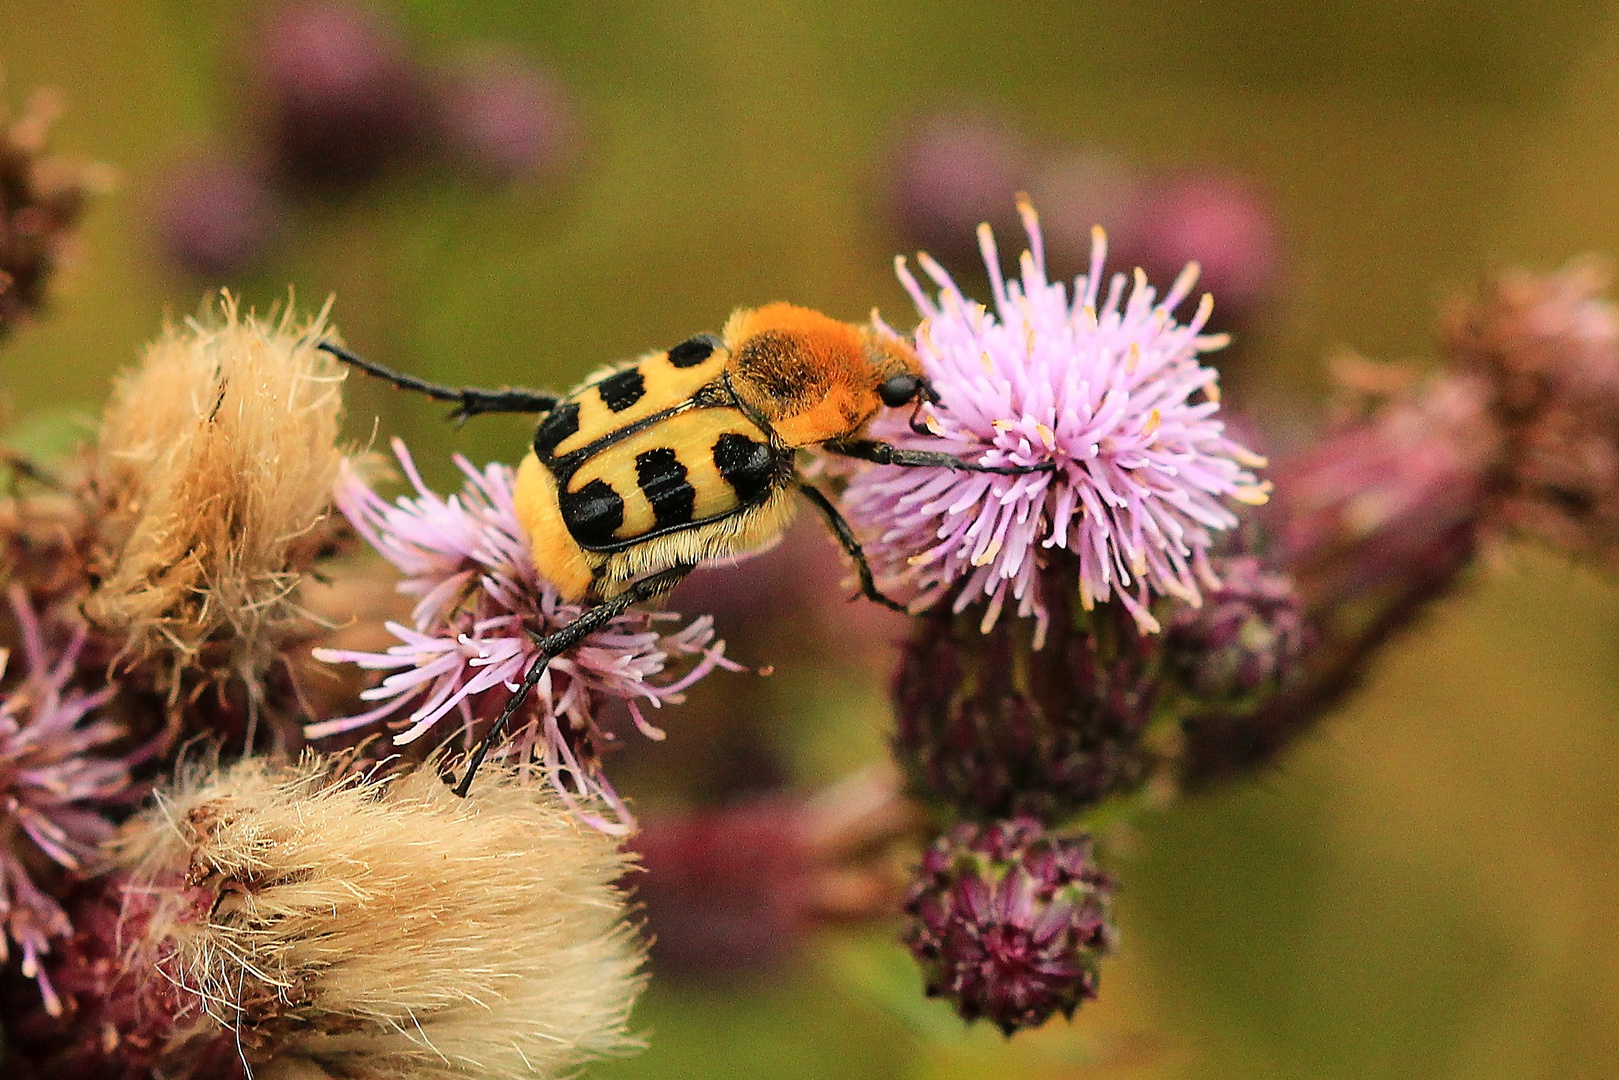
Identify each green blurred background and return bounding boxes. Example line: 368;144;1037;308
5;1;1619;1077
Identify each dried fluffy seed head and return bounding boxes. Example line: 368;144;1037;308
903;818;1116;1035
114;755;645;1080
891;563;1158;823
85;295;345;688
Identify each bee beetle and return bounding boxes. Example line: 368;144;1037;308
320;302;1050;793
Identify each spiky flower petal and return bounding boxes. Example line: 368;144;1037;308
843;201;1268;638
0;588;129;1014
903;817;1116;1034
309;440;736;833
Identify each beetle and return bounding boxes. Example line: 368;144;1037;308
320;302;1051;793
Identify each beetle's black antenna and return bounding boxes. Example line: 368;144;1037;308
451;562;697;797
319;340;559;422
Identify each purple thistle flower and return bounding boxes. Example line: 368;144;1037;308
308;440;739;834
842;199;1269;639
0;587;127;1016
903;817;1116;1034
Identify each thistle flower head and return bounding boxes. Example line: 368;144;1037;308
842;200;1268;638
97;755;645;1080
0;587;129;1015
903;817;1116;1035
309;440;737;834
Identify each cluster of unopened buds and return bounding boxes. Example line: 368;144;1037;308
6;86;1619;1080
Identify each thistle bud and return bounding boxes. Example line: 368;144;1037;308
1162;555;1310;707
902;818;1116;1035
891;584;1157;823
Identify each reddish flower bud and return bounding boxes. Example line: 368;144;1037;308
891;576;1158;822
903;818;1116;1035
1162;555;1310;706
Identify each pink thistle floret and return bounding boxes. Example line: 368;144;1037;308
308;439;739;834
842;200;1270;639
0;587;127;1016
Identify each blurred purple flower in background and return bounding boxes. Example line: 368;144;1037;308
155;155;284;277
1136;171;1281;317
436;49;577;184
308;440;737;834
886;110;1282;328
844;200;1270;639
252;0;431;188
887;111;1027;267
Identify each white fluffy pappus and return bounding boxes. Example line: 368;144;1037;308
116;755;646;1080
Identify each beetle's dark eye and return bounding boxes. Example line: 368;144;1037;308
879;373;922;408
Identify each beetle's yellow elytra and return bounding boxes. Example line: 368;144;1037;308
543;342;729;461
560;409;772;545
514;452;597;601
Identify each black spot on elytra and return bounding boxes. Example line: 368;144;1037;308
636;448;696;529
713;433;775;504
559;478;625;548
597;367;646;412
667;334;722;369
532;401;580;458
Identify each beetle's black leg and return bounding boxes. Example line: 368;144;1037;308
797;484;908;613
451;562;697;797
826;438;1056;475
318;341;559;422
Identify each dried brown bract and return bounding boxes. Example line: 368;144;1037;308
92;755;646;1080
83;294;347;702
1444;258;1619;568
0;86;107;333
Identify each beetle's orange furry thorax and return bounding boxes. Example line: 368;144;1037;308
722;302;912;448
